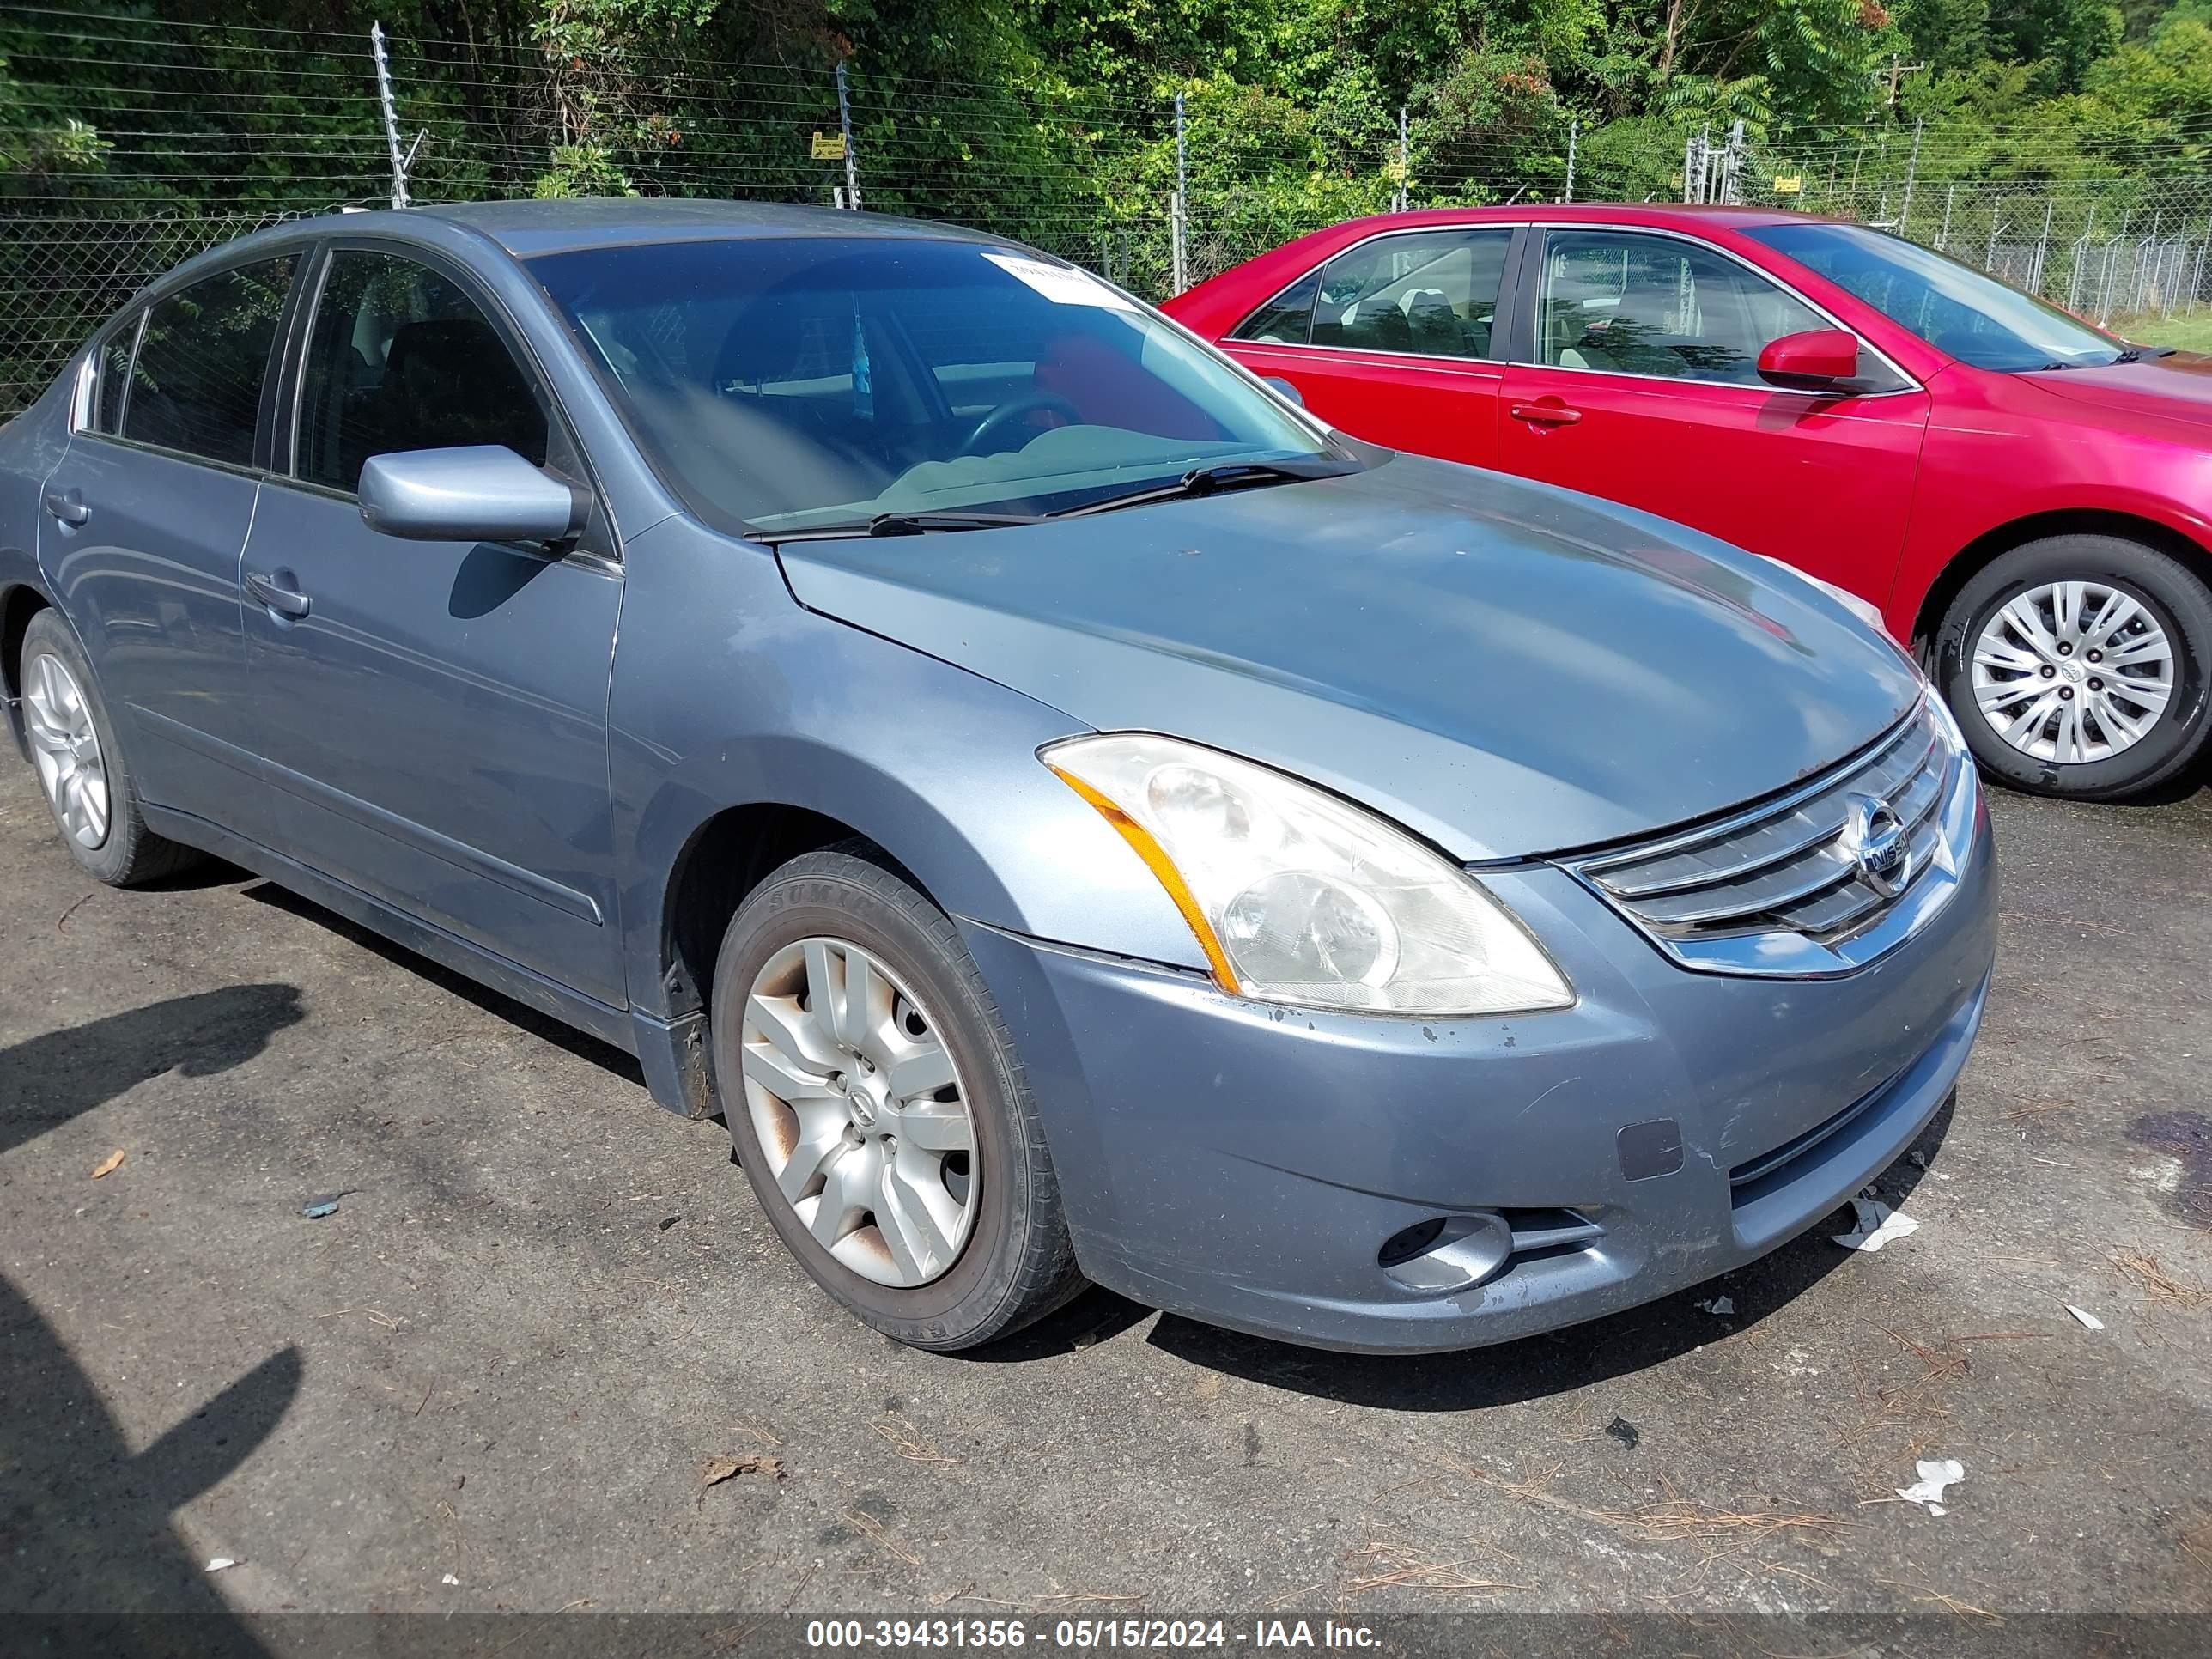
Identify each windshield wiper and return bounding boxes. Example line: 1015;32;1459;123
1049;458;1360;520
2112;346;2178;362
750;509;1044;546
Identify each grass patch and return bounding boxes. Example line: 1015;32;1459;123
2106;312;2212;353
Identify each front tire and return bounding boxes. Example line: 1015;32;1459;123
17;610;199;886
710;846;1085;1351
1935;535;2212;801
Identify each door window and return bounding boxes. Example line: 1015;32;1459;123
1228;270;1323;346
92;314;139;434
1533;230;1833;386
122;257;296;465
295;250;548;494
1306;230;1510;359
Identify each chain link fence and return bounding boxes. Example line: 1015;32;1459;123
4;7;2209;416
1692;121;2212;325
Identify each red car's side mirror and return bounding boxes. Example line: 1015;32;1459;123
1757;328;1862;392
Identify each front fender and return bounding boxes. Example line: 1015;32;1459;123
609;514;1208;1021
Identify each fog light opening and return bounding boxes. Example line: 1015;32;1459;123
1377;1217;1447;1267
1377;1210;1515;1293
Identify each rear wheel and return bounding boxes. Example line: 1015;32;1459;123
710;846;1085;1351
1935;535;2212;801
18;609;198;885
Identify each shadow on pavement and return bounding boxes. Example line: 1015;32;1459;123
0;983;307;1157
243;882;647;1088
0;985;312;1645
1;1272;297;1650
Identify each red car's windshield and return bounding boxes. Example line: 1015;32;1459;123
1747;222;2128;373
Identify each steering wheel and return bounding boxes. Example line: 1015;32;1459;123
957;392;1082;457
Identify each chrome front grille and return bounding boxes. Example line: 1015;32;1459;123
1565;699;1966;975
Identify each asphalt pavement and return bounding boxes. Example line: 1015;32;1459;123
3;758;2209;1620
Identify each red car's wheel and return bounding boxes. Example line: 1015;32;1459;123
1936;534;2212;801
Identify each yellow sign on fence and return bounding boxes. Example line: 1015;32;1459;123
1774;175;1803;194
811;131;847;161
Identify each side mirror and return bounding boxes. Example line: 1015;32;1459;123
1757;328;1862;392
358;446;586;544
1262;375;1306;407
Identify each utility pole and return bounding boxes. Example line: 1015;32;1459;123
1880;52;1928;106
369;21;409;210
1564;118;1577;203
836;59;860;210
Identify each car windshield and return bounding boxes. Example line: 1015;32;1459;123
528;234;1340;534
1746;222;2125;371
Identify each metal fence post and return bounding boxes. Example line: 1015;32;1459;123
1898;118;1922;236
369;21;410;210
1565;118;1577;203
1395;106;1409;212
1723;118;1744;204
1682;131;1697;203
1170;90;1188;294
2031;198;2054;295
836;60;860;210
1985;196;2004;270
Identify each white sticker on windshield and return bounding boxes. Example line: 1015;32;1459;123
982;252;1138;311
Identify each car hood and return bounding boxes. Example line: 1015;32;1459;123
2021;352;2212;431
776;454;1921;861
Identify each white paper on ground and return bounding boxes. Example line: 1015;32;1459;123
1896;1457;1965;1515
1695;1296;1735;1316
982;252;1137;310
2066;1304;2106;1330
204;1558;237;1573
1832;1198;1920;1252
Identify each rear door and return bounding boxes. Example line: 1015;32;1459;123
239;243;626;1006
36;253;304;845
1216;227;1517;467
1495;226;1931;599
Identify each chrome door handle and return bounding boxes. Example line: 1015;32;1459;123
43;489;90;526
1510;401;1583;427
244;570;312;619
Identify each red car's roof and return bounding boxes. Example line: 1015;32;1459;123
1291;202;1826;234
1161;202;1838;333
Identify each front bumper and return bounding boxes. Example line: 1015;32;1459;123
961;769;1996;1354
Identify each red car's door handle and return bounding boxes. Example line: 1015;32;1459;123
1510;400;1583;427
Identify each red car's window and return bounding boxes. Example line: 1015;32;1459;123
1232;229;1510;361
1535;230;1834;386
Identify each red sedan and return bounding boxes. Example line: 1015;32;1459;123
1164;204;2212;802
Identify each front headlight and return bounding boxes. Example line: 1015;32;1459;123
1042;733;1574;1017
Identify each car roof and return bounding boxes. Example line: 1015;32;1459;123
1317;202;1834;234
417;197;1012;258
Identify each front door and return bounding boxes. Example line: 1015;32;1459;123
37;255;301;844
1497;227;1931;599
1220;227;1516;468
240;246;626;1007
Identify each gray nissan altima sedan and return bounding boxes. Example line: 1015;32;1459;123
0;200;1995;1352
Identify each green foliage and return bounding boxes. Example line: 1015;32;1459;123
533;143;638;196
0;0;2201;289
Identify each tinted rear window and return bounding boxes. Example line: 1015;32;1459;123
124;256;295;466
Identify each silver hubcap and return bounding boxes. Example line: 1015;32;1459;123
1971;580;2174;764
738;938;978;1288
23;651;110;848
